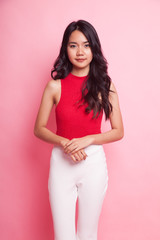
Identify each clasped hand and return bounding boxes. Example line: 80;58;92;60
61;136;94;163
64;136;93;154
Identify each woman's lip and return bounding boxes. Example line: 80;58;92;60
75;59;86;62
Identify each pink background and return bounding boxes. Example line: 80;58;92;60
0;0;160;239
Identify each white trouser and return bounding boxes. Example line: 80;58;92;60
48;144;109;240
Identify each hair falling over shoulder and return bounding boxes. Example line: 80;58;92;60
51;19;114;120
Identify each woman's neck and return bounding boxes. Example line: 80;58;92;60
71;67;89;77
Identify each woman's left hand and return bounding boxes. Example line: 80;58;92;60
63;136;94;154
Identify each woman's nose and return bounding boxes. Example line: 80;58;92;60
76;46;84;55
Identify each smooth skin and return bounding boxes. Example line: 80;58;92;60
34;30;124;162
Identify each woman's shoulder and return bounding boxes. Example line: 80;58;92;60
41;79;61;102
110;81;117;92
45;79;61;95
110;81;117;95
46;78;60;88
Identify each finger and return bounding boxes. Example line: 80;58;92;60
70;154;77;162
65;144;79;154
80;149;88;159
70;153;81;162
76;151;84;161
70;148;87;159
63;140;73;149
72;149;87;160
64;139;76;149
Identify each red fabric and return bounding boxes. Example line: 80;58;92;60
55;73;103;140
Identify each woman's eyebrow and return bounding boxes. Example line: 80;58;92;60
68;42;77;44
68;41;89;44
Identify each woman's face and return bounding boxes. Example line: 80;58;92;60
67;30;93;74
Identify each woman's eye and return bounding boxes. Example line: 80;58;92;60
70;45;76;48
84;44;90;48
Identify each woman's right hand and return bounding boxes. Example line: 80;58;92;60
60;139;87;162
70;149;88;162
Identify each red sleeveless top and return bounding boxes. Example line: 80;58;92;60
55;73;103;140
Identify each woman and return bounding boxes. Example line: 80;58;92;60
34;19;124;240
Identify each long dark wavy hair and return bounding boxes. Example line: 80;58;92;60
51;19;113;120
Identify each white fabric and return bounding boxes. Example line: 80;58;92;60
48;144;109;240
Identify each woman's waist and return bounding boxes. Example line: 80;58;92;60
56;128;102;140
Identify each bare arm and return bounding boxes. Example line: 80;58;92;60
64;81;124;154
34;79;87;161
90;81;124;144
34;79;66;145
